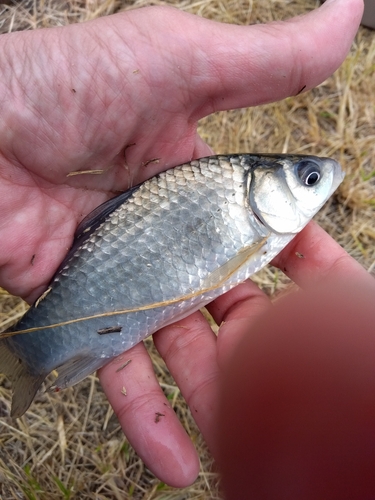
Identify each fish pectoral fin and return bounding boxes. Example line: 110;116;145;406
0;342;46;418
200;238;268;291
50;355;108;392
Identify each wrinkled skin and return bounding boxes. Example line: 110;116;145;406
0;0;366;488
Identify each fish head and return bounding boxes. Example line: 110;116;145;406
248;155;344;234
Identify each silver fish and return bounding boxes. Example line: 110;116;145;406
0;154;344;417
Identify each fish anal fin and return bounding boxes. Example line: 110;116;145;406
50;355;108;391
0;342;46;418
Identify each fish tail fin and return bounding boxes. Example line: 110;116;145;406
0;342;46;418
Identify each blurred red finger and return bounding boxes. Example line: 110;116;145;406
219;274;375;500
206;280;272;367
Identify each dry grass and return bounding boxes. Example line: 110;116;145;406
0;0;374;498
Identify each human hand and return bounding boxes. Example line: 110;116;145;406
0;0;363;487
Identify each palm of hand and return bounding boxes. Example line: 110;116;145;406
0;9;217;303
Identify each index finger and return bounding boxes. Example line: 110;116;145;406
272;220;373;289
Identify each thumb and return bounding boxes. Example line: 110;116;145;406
180;0;363;118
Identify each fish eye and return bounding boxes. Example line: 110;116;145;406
295;160;321;186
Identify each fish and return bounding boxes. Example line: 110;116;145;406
0;154;344;417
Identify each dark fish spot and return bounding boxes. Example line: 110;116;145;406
30;254;36;265
71;88;76;93
97;326;123;335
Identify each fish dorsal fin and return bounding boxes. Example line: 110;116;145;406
53;186;140;280
74;186;140;248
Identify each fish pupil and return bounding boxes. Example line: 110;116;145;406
306;171;320;185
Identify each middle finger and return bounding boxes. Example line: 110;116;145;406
153;309;220;456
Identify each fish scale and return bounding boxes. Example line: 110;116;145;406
0;153;344;417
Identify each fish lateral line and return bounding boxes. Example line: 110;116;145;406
1;238;267;339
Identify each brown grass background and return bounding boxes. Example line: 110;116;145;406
0;1;374;498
